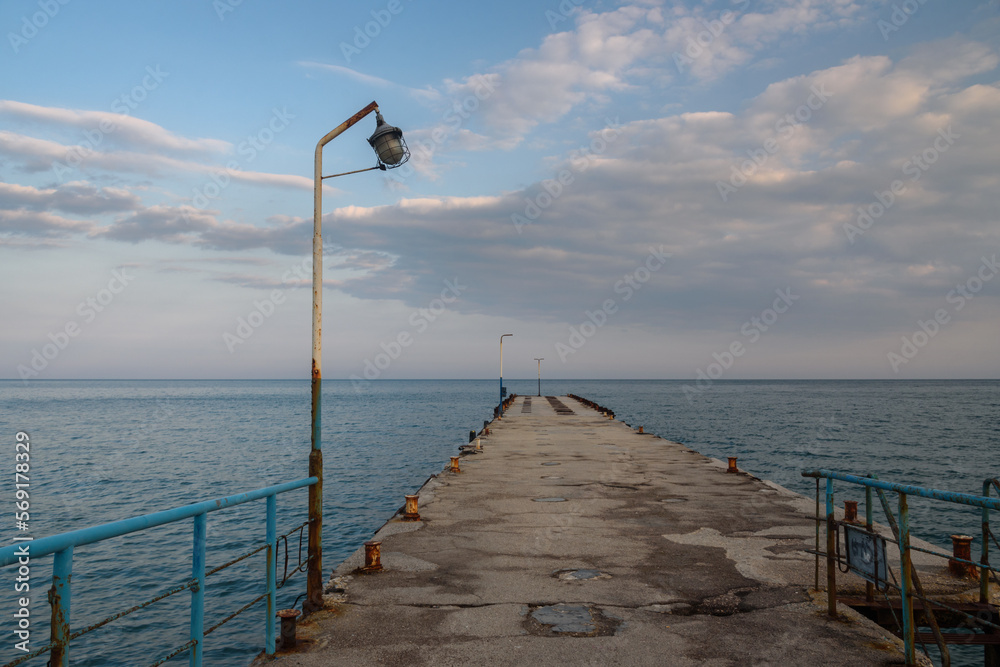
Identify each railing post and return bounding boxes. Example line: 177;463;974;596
266;494;277;655
898;492;914;666
982;479;992;604
814;478;819;593
826;477;836;617
865;485;874;603
190;513;206;667
49;546;73;667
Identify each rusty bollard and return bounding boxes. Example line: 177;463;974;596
450;456;461;473
949;535;978;579
362;540;383;573
844;500;859;524
727;457;738;473
403;494;420;521
276;608;301;648
638;426;644;434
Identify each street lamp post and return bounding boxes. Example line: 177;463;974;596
499;334;513;417
307;101;408;613
534;357;544;397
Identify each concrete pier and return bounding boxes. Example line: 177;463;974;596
261;395;926;666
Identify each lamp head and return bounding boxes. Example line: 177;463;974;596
368;110;410;169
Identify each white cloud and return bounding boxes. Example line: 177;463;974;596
0;128;314;190
0;181;140;214
297;61;442;103
0;100;230;154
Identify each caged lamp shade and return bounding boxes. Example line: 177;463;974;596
368;110;410;168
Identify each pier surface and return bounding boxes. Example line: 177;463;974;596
264;395;915;666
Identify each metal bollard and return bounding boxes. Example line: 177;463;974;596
277;608;301;648
450;456;461;473
362;540;383;573
474;438;482;451
844;500;859;524
403;494;420;521
727;457;738;473
949;534;978;579
469;430;476;442
638;426;643;434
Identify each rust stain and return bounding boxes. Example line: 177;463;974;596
349;101;379;126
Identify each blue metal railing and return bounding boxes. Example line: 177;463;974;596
983;478;1000;605
803;470;1000;666
0;476;317;667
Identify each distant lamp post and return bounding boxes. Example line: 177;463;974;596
307;101;409;613
534;358;544;397
499;334;513;416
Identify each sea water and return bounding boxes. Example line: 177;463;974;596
0;379;996;666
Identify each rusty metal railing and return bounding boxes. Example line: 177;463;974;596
803;470;1000;667
0;476;317;667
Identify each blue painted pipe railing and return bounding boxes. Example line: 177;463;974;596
803;469;999;666
984;479;999;605
802;470;1000;511
0;476;317;667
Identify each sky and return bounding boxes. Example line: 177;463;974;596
1;0;999;382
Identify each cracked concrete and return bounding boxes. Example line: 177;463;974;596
254;395;932;666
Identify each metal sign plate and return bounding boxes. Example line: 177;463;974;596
844;524;888;587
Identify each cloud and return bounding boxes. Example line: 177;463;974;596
0;100;230;154
90;206;312;255
297;62;442;103
18;37;995;345
0;181;141;214
0;208;94;237
299;42;1000;340
4;28;996;366
426;1;872;149
0;128;313;190
445;6;660;145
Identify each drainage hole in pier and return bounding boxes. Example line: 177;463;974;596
554;569;611;581
533;497;567;502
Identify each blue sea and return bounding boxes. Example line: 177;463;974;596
0;379;997;666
